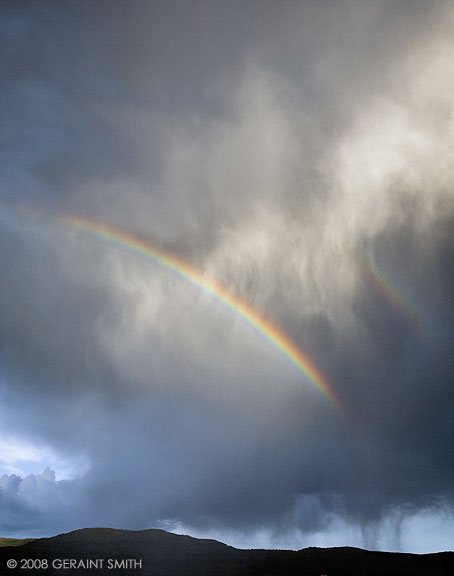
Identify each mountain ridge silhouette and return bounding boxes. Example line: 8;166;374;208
0;527;452;575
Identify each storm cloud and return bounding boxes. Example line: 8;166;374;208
0;0;453;552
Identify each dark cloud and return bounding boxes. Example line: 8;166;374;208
1;0;453;552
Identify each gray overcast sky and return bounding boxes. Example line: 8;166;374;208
0;0;453;553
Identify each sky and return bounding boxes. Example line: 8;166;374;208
0;0;453;553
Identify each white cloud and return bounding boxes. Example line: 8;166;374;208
0;435;89;480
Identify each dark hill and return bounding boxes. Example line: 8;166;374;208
0;527;452;575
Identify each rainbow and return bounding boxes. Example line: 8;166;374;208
354;247;421;327
3;203;341;410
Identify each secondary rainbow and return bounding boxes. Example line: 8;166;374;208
355;247;421;327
